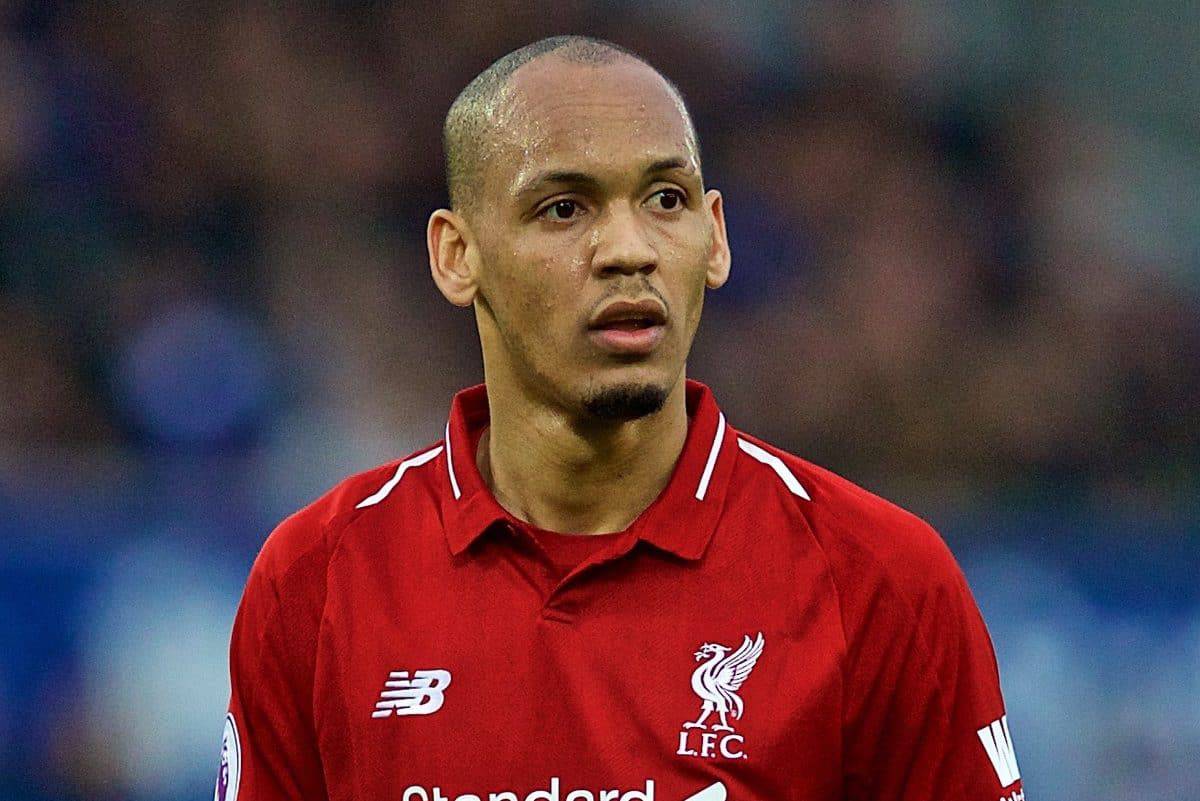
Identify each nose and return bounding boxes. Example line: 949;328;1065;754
592;203;657;277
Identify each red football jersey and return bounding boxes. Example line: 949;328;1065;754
217;381;1024;801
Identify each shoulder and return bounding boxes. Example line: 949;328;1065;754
733;431;990;702
251;441;446;593
229;450;449;694
732;430;966;604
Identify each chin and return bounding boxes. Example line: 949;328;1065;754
581;380;670;421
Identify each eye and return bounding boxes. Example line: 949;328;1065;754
539;199;583;222
647;188;686;212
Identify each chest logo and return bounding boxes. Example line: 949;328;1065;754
677;632;764;760
372;669;452;718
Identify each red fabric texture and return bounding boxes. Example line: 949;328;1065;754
524;525;628;577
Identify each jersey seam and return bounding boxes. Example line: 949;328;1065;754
318;511;366;801
730;442;859;793
779;480;853;795
814;500;954;794
244;535;330;798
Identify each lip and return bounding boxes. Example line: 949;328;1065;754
588;298;668;329
587;298;668;356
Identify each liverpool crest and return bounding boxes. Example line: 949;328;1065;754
677;632;764;760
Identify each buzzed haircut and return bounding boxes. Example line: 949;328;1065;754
442;35;698;214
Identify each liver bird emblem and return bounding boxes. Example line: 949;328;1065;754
684;632;765;732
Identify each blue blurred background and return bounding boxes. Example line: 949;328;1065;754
1;2;1197;799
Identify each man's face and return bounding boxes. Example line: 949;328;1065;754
464;57;729;419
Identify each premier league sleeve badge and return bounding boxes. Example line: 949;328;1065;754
215;712;242;801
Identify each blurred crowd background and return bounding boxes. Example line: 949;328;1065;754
1;2;1197;799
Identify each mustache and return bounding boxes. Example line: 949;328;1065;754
591;280;671;318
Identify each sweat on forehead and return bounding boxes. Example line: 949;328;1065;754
442;35;699;213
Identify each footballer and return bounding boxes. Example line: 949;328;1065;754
218;36;1025;801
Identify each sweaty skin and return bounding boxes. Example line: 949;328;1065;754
427;55;731;535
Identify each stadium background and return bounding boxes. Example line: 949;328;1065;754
1;2;1197;799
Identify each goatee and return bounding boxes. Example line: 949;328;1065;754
582;383;668;421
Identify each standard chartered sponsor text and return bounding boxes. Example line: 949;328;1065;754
401;778;654;801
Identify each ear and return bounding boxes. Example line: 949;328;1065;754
428;208;480;307
702;188;731;290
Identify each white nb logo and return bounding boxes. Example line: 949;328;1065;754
372;669;452;718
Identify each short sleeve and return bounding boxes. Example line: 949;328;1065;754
217;521;329;801
841;524;1025;801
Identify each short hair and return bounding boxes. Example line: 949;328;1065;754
442;35;698;214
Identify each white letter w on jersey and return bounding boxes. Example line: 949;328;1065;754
977;715;1021;787
372;670;452;718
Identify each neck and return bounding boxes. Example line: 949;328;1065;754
478;376;689;535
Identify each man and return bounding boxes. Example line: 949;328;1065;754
218;36;1025;801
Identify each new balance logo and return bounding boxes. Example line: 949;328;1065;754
372;669;452;718
977;714;1021;787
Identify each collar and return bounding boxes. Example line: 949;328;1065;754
439;379;739;560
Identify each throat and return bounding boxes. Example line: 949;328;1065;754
478;387;688;535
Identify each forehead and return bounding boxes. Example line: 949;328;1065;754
489;57;698;194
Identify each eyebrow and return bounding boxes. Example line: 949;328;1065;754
513;156;694;199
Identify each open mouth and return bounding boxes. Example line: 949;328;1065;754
588;298;668;331
587;299;668;355
594;316;659;332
